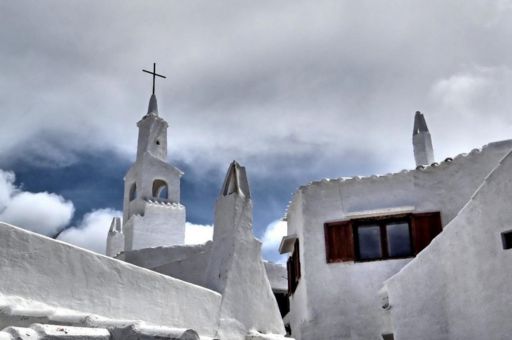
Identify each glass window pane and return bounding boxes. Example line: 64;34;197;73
387;222;412;257
357;225;382;260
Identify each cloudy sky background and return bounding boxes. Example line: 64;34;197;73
0;0;511;262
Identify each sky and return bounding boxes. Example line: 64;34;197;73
0;0;511;262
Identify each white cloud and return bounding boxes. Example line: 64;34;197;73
58;208;122;254
0;170;16;210
185;222;213;245
428;66;512;161
261;219;288;264
431;72;490;112
0;169;74;236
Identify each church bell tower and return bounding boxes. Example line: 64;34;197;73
107;64;186;255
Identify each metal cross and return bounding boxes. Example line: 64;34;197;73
142;63;166;95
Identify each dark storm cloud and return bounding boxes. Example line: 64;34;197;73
1;1;512;258
1;0;512;176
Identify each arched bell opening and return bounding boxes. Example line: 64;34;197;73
152;179;168;200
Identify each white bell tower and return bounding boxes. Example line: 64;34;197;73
107;63;186;254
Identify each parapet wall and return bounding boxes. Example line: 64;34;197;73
121;242;212;287
0;222;221;338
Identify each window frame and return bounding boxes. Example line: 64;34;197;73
324;211;442;263
353;214;414;262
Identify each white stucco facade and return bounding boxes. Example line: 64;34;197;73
282;135;512;339
204;163;285;339
382;149;512;340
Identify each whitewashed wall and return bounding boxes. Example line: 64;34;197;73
286;191;310;339
0;222;221;338
285;140;512;340
206;193;286;339
384;150;512;340
121;242;212;287
264;262;288;293
124;200;186;251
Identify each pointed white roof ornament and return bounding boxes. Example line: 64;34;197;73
220;161;251;198
413;110;435;166
109;217;122;233
413;111;429;135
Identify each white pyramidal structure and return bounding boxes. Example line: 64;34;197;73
205;161;285;339
412;111;435;166
107;93;186;253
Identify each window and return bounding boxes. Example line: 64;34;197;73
501;230;512;250
354;217;412;261
152;179;168;200
287;239;301;294
129;183;137;201
324;212;442;263
357;224;383;260
387;222;412;257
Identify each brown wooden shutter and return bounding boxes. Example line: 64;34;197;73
324;221;355;263
287;240;301;294
293;240;301;280
411;212;442;255
287;257;293;294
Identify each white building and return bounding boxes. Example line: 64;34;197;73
2;76;511;340
280;112;512;340
109;91;289;339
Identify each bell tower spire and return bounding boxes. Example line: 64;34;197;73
147;94;158;115
136;63;168;162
